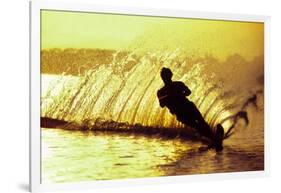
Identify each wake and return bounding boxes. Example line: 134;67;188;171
41;49;264;143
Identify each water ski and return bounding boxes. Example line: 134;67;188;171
195;123;224;152
212;124;224;152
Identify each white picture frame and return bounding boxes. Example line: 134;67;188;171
30;1;270;192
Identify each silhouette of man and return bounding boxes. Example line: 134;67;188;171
157;67;214;141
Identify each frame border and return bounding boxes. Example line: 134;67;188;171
30;1;270;192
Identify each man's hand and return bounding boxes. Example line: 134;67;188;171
158;94;168;100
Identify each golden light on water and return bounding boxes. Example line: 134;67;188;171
42;129;193;183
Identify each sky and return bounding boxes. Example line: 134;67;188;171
41;10;264;60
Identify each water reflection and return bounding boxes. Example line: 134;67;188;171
42;128;194;183
42;125;263;183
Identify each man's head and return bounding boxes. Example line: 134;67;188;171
160;67;173;84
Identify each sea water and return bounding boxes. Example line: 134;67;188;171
42;123;263;183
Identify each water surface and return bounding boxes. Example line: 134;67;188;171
42;125;264;183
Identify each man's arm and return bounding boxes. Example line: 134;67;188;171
157;89;167;108
179;82;191;96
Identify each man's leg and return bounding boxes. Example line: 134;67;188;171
188;103;214;139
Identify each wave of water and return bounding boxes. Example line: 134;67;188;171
41;49;264;140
